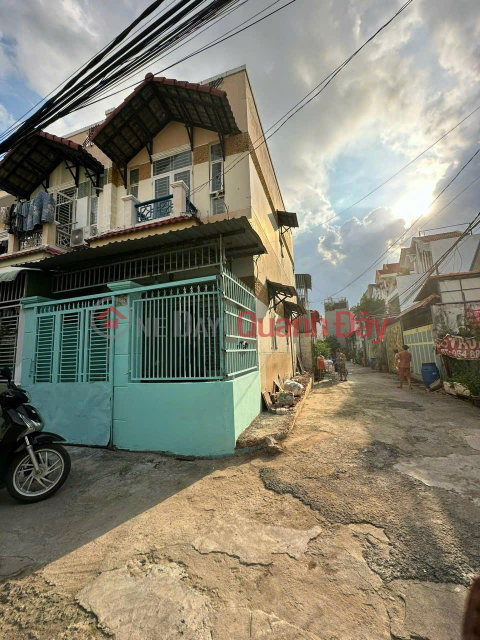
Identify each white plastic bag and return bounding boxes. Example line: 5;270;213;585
283;379;304;396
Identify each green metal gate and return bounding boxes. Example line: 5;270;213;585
22;271;258;448
26;296;114;446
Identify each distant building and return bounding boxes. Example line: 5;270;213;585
324;297;349;347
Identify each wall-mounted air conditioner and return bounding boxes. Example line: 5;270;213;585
70;228;85;247
84;225;98;240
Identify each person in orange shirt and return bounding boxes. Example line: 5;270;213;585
397;345;412;389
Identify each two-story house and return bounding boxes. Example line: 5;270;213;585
371;232;480;314
0;66;300;457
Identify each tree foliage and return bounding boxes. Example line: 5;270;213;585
350;294;385;318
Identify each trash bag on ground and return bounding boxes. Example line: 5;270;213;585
283;379;304;396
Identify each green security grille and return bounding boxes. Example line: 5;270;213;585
31;271;257;386
131;282;221;381
34;300;111;383
34;315;56;382
59;312;82;382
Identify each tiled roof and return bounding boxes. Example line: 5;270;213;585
397;294;439;318
412;231;462;243
91;73;240;168
378;262;400;275
0;131;104;199
91;215;196;241
0;245;64;262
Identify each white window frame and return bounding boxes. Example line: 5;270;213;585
129;168;139;199
151;148;192;200
210;143;224;194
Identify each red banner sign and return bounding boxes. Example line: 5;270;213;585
435;334;480;360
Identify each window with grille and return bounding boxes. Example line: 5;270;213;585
0;308;19;377
34;309;110;383
211;197;226;215
210;143;223;193
90;196;98;229
129;168;139;199
152;151;192;200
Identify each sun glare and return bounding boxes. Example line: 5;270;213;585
392;183;435;226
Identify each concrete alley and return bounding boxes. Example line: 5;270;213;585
1;365;479;640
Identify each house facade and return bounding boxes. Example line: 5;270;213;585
373;232;480;313
0;66;301;456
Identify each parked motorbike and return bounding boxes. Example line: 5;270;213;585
0;367;70;503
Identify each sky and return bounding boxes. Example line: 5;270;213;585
0;0;479;309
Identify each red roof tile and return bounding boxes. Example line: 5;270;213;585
0;245;65;262
91;215;197;241
412;231;462;243
378;263;400;275
397;294;439;318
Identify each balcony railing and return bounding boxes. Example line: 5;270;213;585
19;230;43;251
136;195;173;223
135;195;198;224
56;223;75;249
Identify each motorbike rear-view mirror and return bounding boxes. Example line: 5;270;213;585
1;366;12;382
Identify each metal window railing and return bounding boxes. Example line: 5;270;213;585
52;243;222;294
131;281;222;381
56;222;74;249
136;195;173;222
135;195;198;223
19;230;43;251
222;270;258;377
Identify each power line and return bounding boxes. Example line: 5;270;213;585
327;146;480;297
0;0;248;154
188;0;416;200
312;172;480;305
292;104;480;239
396;213;480;307
74;0;286;112
0;0;180;141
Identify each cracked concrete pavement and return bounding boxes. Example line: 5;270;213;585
0;364;479;639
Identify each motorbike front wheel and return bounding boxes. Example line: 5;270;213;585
6;443;71;503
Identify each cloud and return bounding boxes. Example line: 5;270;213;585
1;0;479;306
0;103;14;132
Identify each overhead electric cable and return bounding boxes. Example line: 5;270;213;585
0;0;245;154
327;147;480;297
74;0;289;111
396;213;480;306
292;105;480;238
188;0;416;200
0;0;180;141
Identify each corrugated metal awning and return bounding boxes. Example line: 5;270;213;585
0;266;39;282
267;280;297;301
14;217;267;269
284;301;306;318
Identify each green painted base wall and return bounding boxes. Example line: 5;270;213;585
113;372;260;457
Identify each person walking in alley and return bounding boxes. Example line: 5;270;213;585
337;350;348;382
397;345;412;389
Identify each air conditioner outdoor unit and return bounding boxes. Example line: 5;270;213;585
84;225;98;240
70;228;85;247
